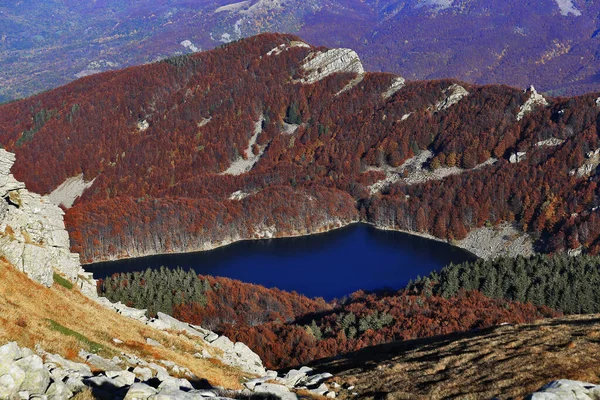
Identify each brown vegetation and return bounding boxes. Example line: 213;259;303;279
311;314;600;399
0;260;248;389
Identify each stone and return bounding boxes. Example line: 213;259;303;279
106;370;136;386
45;381;73;399
265;370;278;379
17;391;29;400
189;389;218;397
14;355;50;395
298;49;364;85
283;368;308;387
41;351;92;377
326;391;336;398
254;383;298;400
156;312;204;337
79;350;120;372
0;342;22;366
148;363;170;381
146;338;162;347
133;366;154;381
0;373;18;398
124;383;158;399
64;376;86;393
527;379;599;400
85;375;125;389
244;377;270;390
311;383;329;396
305;372;333;387
158;376;194;391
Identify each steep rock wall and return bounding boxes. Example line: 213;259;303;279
0;150;95;295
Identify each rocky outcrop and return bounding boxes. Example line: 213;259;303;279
527;379;600;399
517;85;548;121
0;150;95;295
298;49;364;85
382;77;406;99
434;84;469;111
221;116;265;175
570;148;600;177
47;174;95;209
510;151;527;163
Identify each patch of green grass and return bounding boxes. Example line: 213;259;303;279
53;273;73;290
47;319;103;353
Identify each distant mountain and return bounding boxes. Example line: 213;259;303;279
1;33;600;264
1;0;600;102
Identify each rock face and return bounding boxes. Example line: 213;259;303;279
0;150;95;295
527;379;600;399
434;84;469;111
517;85;548;121
298;48;364;84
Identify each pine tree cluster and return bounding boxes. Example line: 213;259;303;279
100;266;210;317
409;254;600;314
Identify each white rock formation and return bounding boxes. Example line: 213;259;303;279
137;119;149;131
434;84;469;111
528;379;599;399
229;190;250;201
517;85;548;121
266;41;310;56
47;174;96;209
214;0;251;13
457;222;534;260
596;97;600;108
509;151;527;163
0;150;96;295
535;137;564;147
222;116;266;175
180;39;199;52
297;49;364;85
570;148;600;177
368;150;496;195
554;0;582;16
382;77;406;99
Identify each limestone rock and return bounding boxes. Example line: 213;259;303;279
124;383;158;399
79;350;120;372
253;383;298;400
527;379;599;399
0;149;97;294
434;84;469;111
45;381;73;399
13;355;50;395
298;49;364;85
517;85;548;121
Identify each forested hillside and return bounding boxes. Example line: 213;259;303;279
99;266;556;369
409;254;600;314
2;33;600;262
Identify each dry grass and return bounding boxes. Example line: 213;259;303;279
0;261;248;389
312;315;600;399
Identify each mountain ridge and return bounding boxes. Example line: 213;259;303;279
2;0;600;102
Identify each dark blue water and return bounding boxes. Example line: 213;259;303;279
87;224;475;300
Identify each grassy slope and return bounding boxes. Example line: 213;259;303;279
0;260;248;389
312;314;600;399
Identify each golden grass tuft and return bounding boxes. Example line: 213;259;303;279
0;261;248;389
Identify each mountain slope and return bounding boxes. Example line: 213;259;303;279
310;314;600;399
2;33;600;263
